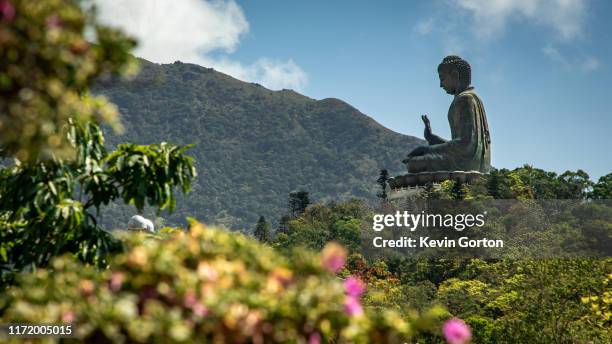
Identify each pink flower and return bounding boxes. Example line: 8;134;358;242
192;302;208;318
343;296;363;317
197;261;219;281
45;14;61;28
443;318;472;344
183;291;198;308
0;1;15;22
61;310;75;324
344;276;366;297
109;272;124;291
309;332;321;344
321;242;347;273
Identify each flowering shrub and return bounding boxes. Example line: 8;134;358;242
0;221;445;343
580;272;611;330
0;0;137;162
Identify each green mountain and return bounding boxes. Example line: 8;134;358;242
94;59;423;230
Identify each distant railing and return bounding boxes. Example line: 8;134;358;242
390;183;442;192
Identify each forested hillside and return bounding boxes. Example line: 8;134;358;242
94;59;423;230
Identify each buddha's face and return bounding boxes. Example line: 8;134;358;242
438;69;459;95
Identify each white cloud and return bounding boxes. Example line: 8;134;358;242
443;35;465;55
542;44;600;73
254;59;309;91
580;56;600;72
199;57;309;91
415;18;435;35
93;0;308;91
453;0;588;41
542;44;570;67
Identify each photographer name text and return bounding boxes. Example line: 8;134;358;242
370;211;504;249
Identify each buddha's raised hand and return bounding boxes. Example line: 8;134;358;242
422;114;433;140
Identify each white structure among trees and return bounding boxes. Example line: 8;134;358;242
128;215;155;233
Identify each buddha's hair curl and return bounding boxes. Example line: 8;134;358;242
438;55;471;85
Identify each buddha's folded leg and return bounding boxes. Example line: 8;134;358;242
407;153;451;173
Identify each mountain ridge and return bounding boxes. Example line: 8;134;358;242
94;58;424;230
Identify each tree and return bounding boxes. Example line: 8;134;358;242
273;200;366;253
0;0;136;162
487;169;500;198
254;215;270;242
289;190;310;217
589;173;611;199
557;170;593;199
277;214;291;234
451;179;467;200
512;165;559;199
0;120;196;285
376;169;389;200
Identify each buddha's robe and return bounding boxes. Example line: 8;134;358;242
408;86;491;173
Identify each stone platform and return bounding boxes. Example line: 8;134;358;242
388;170;484;189
386;170;484;203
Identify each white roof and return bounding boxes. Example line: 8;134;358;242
128;215;155;233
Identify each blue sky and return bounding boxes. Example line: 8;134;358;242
96;0;611;179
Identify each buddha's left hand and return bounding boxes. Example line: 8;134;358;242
422;115;433;140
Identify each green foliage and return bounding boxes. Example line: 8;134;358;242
0;0;196;286
0;0;137;162
437;278;491;317
422;165;609;202
7;1;610;342
0;119;196;286
377;169;389;200
350;165;610;342
557;170;594;199
253;215;270;242
487;169;500;198
274;199;366;253
580;271;612;331
450;179;467;200
0;222;443;343
591;173;612;199
105;142;196;212
289;190;310;218
483;165;603;200
420;182;440;200
474;259;611;343
387;258;611;343
345;254;412;314
483;168;533;199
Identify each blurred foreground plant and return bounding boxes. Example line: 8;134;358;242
0;0;137;161
1;221;447;343
0;0;196;288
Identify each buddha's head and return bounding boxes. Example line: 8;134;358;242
437;55;471;95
